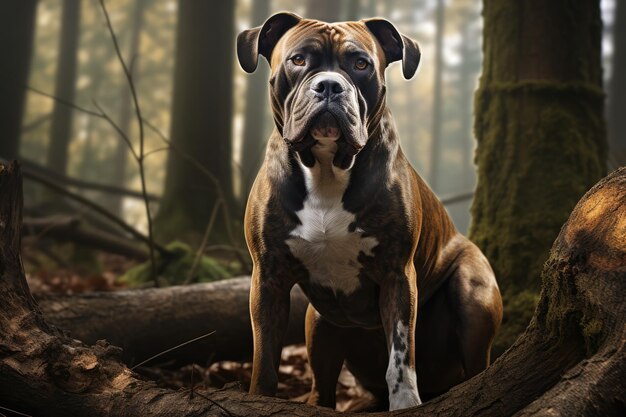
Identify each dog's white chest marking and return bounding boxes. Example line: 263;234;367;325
286;140;378;295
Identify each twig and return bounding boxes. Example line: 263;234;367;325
192;390;236;417
185;199;224;284
439;191;474;205
92;100;139;160
23;215;150;261
131;331;216;370
143;146;171;159
0;405;33;417
19;158;159;201
143;120;244;251
99;0;157;285
26;85;103;117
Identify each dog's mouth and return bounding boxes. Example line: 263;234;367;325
309;111;341;142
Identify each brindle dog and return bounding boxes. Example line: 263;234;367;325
237;13;503;411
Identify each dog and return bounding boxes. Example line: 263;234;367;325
237;13;503;411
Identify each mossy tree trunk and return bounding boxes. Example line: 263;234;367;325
154;0;236;245
0;1;38;160
470;0;607;356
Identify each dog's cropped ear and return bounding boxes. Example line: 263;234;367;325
237;12;302;73
363;18;421;79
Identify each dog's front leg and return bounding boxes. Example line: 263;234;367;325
249;269;291;396
379;263;422;410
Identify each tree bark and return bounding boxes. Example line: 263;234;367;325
240;0;270;194
470;0;607;356
47;0;81;176
38;277;308;365
0;1;38;160
608;0;626;167
1;161;624;416
154;0;236;245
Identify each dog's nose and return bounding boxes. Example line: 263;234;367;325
310;75;345;98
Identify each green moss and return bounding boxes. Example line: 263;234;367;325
471;79;606;355
534;257;606;356
491;289;540;358
581;316;603;354
119;241;232;287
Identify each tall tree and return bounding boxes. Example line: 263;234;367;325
428;0;445;191
0;1;38;160
240;0;270;195
109;0;147;215
471;0;607;355
609;0;626;166
456;7;481;191
47;0;81;175
155;0;235;244
344;0;361;21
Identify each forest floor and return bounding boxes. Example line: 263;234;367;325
24;248;376;412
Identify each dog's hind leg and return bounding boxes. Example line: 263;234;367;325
305;304;345;409
447;240;503;379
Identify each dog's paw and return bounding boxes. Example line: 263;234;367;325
389;388;422;411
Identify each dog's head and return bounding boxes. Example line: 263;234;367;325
237;13;420;168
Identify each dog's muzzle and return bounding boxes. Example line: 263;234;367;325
284;72;367;157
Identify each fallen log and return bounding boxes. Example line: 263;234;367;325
38;277;308;365
23;215;150;261
1;161;625;416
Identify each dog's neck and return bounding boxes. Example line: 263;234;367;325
301;137;350;200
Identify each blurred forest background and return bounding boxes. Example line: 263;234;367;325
0;0;624;410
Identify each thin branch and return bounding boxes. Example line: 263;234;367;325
26;85;103;118
143;120;244;251
99;0;145;158
439;191;474;205
20;158;159;201
99;0;157;285
15;159;169;256
192;390;236;417
0;405;33;417
185;199;224;285
143;146;171;159
131;331;216;370
92;100;139;161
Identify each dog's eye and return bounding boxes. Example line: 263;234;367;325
355;58;369;70
291;55;306;66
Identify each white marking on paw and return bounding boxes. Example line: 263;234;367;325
386;321;421;410
286;140;378;295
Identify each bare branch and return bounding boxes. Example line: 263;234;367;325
16;159;169;256
92;100;139;161
185;199;224;284
26;85;103;118
99;0;157;285
19;158;159;201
